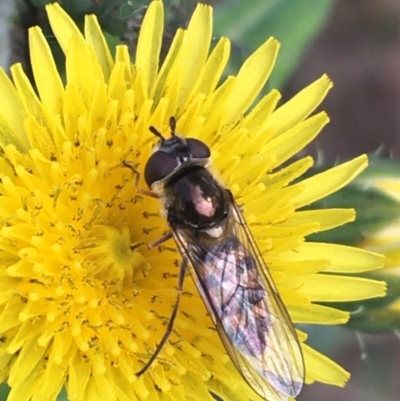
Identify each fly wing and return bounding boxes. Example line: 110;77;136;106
229;201;304;398
171;202;304;401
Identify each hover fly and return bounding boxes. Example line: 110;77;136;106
125;117;305;401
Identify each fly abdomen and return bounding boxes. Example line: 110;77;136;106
245;287;265;306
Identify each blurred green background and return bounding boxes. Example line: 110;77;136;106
1;1;400;400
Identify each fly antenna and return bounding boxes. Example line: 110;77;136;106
149;125;165;141
169;116;176;137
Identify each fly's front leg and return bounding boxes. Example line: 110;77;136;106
122;161;159;199
123;161;173;250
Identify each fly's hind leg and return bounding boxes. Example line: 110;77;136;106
148;232;173;249
136;256;188;376
130;232;173;251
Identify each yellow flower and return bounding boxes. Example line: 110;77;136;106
343;159;400;332
357;159;400;248
0;2;386;401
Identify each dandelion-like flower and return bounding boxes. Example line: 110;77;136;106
343;158;400;332
0;2;386;401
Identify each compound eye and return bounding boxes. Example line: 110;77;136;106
144;151;178;187
186;138;210;159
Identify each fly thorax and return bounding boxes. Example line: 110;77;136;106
166;166;229;229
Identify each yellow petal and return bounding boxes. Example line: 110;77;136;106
290;303;349;325
282;241;385;273
8;372;38;401
267;112;329;166
152;29;185;108
108;63;127;104
9;337;46;385
223;38;279;124
293;275;386;301
68;351;91;401
136;0;163;96
243;89;281;132
25;116;56;156
292;154;368;208
280;259;329;277
10;64;44;123
65;37;105;106
84;15;114;82
201;76;236;134
292;209;355;231
299;243;384;273
45;3;85;54
0;108;26;151
303;343;350;386
34;357;65;400
189;37;231;99
63;83;87;141
264;74;332;137
177;3;213;105
0;69;27;146
264;157;314;192
29;27;64;117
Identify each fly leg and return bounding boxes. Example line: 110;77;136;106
122;161;167;250
122;161;159;199
123;159;180;373
136;256;188;376
148;232;173;249
130;232;173;251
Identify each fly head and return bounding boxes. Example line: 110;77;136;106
144;117;211;187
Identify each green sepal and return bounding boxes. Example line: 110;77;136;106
56;387;68;401
0;384;9;401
